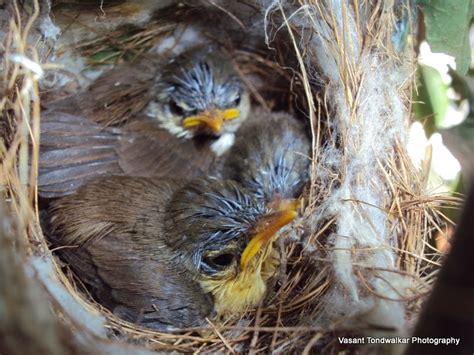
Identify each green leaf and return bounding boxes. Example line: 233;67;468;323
441;72;474;178
89;50;119;64
413;64;450;136
420;0;473;74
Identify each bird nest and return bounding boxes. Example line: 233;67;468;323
0;1;459;353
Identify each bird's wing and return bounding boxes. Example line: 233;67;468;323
117;120;217;178
88;234;214;330
39;114;216;198
43;59;156;127
48;176;212;330
39;111;123;198
81;61;155;127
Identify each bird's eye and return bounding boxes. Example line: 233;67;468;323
233;94;241;106
203;253;235;270
169;100;185;116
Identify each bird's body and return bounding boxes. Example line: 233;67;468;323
39;47;249;198
47;176;296;330
39;112;217;198
48;177;213;329
45;58;157;127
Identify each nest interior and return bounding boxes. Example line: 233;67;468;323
0;0;458;354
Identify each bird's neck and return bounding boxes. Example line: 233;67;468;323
199;246;279;315
202;270;267;316
210;133;235;156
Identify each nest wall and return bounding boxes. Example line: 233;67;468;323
0;0;456;353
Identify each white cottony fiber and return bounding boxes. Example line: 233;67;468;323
39;15;60;41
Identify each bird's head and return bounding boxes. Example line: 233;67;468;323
150;48;250;140
165;178;297;315
222;111;311;207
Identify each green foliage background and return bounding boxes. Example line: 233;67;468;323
414;0;473;220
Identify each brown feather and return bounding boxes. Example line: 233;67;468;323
39;113;216;198
47;176;213;330
43;59;157;127
218;109;311;202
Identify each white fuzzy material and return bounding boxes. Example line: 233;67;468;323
265;0;411;341
9;54;44;79
211;132;236;156
154;25;207;56
39;15;60;41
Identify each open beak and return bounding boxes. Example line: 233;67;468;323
182;108;240;134
240;209;297;270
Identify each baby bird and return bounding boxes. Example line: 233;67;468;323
39;47;249;197
148;47;250;148
220;109;311;209
47;176;296;330
47;46;250;141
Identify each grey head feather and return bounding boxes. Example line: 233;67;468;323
222;111;311;202
157;48;242;114
164;178;269;275
171;62;241;111
149;47;249;140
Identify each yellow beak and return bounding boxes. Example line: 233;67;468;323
240;209;297;271
182;108;240;134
